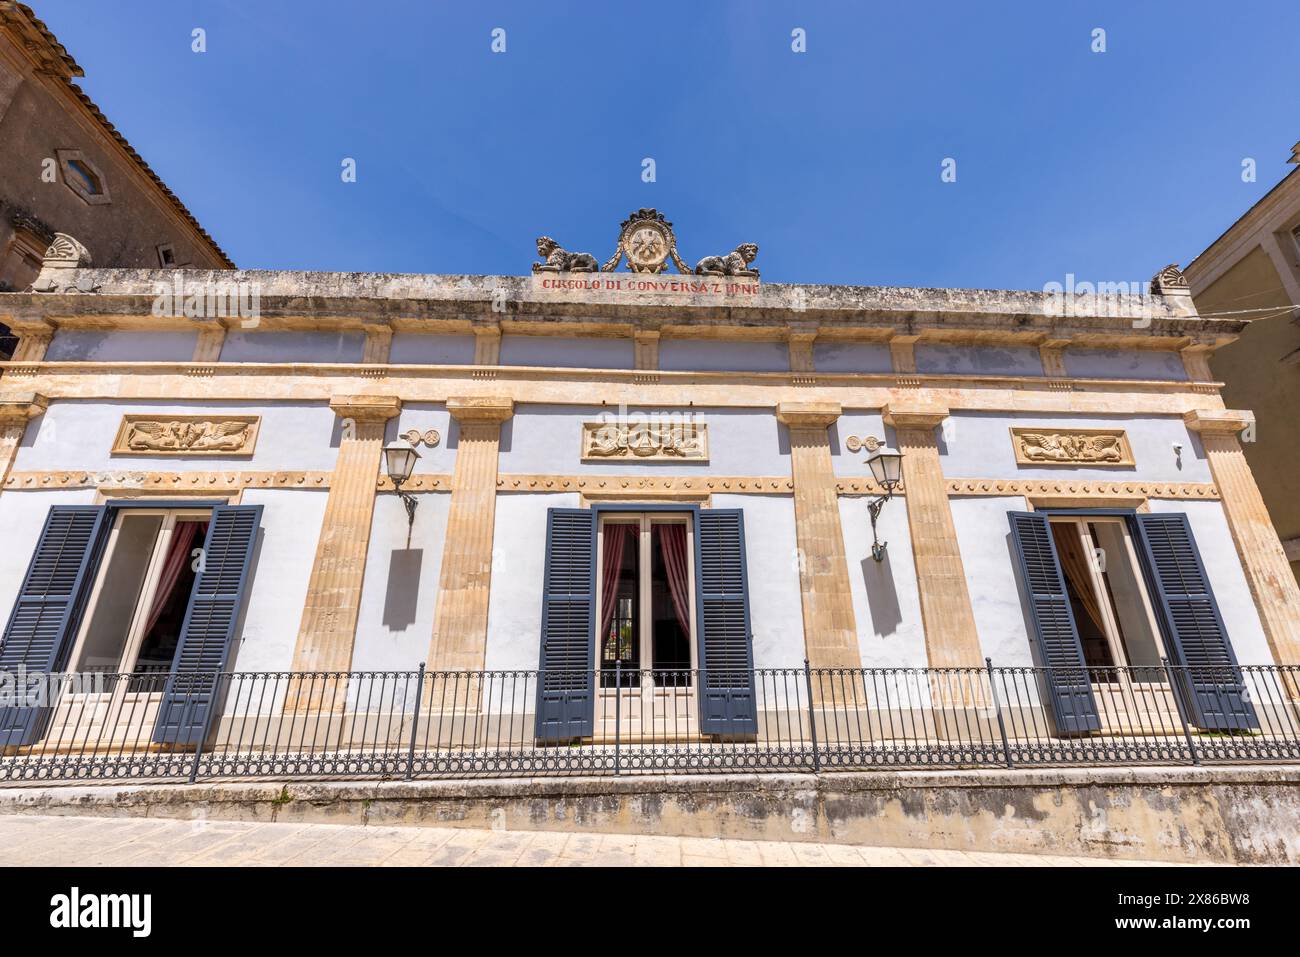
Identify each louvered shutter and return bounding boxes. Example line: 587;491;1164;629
0;506;108;746
152;505;261;746
695;509;757;735
1134;513;1256;731
535;508;596;742
1007;512;1101;734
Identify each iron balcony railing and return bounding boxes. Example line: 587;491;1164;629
1;662;1298;783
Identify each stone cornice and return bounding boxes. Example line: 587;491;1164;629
1184;408;1254;434
0;392;48;421
446;396;514;423
883;400;950;431
776;401;842;429
329;394;401;422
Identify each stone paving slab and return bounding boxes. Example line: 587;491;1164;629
0;814;1195;866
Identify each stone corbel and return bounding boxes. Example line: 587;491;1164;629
888;334;921;375
446;396;514;424
472;320;502;367
0;392;49;422
786;324;819;375
883;400;950;433
361;320;394;365
1038;338;1072;378
1179;342;1220;383
1184;408;1253;435
776;401;841;430
633;328;661;371
191;318;228;363
330;394;402;423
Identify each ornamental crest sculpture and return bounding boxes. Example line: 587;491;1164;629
582;419;709;462
531;208;757;278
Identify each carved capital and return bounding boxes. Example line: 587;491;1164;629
1184;409;1254;435
883;400;950;431
329;394;402;422
0;392;49;422
447;396;514;423
776;401;842;429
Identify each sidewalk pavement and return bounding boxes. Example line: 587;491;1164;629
0;814;1190;866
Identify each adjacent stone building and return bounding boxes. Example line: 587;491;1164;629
1185;144;1300;585
1;208;1297;749
0;1;230;356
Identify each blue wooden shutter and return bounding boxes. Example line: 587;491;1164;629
1007;512;1101;734
0;506;108;747
1134;512;1257;731
152;505;261;746
695;509;758;735
535;508;596;742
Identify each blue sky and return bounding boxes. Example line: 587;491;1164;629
35;0;1300;288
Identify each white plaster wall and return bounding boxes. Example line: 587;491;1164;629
350;492;451;672
950;496;1036;667
838;496;927;668
386;403;455;474
659;338;790;373
813;341;892;374
499;405;791;477
916;343;1044;377
1146;499;1273;666
226;489;327;673
1064;348;1187;381
937;412;1209;483
14;400;341;473
484;492;580;671
388;334;475;365
713;494;806;669
499;335;633;369
45;329;199;362
219;331;364;363
831;411;887;477
0;488;98;628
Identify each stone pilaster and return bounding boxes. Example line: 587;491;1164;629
288;395;401;696
1039;338;1071;378
427;397;514;671
192;320;226;362
473;322;501;366
0;393;48;496
787;328;817;374
889;334;919;374
633;330;660;370
362;322;393;364
1185;409;1300;669
883;401;983;670
776;402;861;670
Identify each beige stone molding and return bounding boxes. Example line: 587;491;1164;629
883;400;984;671
945;478;1218;499
1010;427;1134;467
581;419;708;462
1186;408;1300;670
9;330;54;363
1038;339;1071;378
287;395;401;704
0;392;49;495
889;335;920;375
1179;344;1217;383
5;470;331;491
787;328;817;374
191;320;227;363
473;322;502;366
110;414;260;456
376;474;452;491
776;400;862;672
496;474;793;493
428;397;515;672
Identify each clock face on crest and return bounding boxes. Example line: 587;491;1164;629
624;222;671;271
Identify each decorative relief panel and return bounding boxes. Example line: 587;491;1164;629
111;415;260;456
1009;427;1133;467
581;420;708;462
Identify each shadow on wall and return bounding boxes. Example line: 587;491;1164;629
861;553;901;637
382;549;423;632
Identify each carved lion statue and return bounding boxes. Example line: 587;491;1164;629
694;243;759;278
532;236;599;273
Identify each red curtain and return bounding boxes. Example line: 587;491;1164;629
599;523;634;646
654;523;691;638
143;521;204;636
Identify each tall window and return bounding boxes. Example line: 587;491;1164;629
597;513;695;689
66;508;210;691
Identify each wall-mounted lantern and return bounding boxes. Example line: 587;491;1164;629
865;445;903;562
383;442;421;534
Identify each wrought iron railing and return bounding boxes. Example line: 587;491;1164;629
1;662;1298;783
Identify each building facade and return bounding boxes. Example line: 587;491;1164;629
1;210;1298;753
1186;144;1300;585
0;2;231;356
